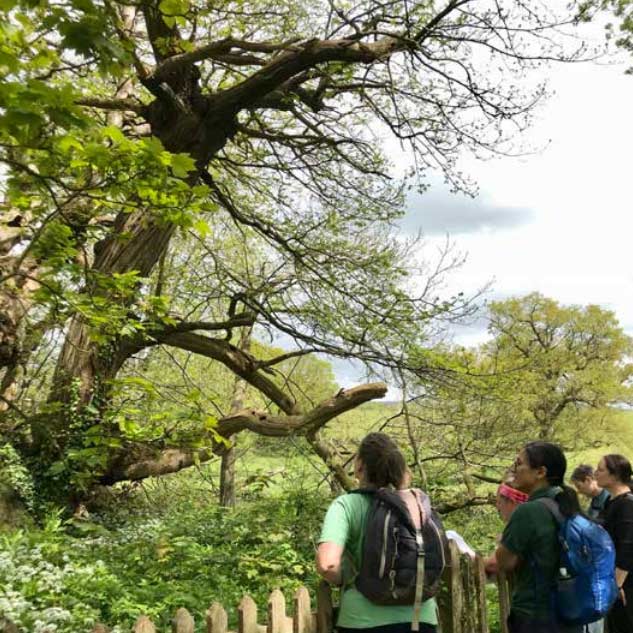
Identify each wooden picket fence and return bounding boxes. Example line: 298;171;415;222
1;541;514;633
88;584;334;633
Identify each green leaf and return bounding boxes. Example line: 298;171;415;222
193;219;210;237
171;152;196;178
47;461;67;476
56;134;84;154
102;125;126;145
143;136;165;156
159;0;188;16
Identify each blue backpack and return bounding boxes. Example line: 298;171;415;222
537;498;618;625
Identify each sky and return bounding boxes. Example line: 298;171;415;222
334;19;633;390
403;54;633;348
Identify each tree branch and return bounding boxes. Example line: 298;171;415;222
161;312;257;334
100;382;387;483
148;330;299;414
434;495;493;515
75;97;146;114
150;37;302;81
218;382;387;436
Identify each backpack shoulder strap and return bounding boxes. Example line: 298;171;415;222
411;488;433;521
535;496;565;526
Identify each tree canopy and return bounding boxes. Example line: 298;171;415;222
0;0;600;504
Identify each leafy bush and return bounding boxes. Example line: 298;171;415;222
0;486;328;632
0;513;122;632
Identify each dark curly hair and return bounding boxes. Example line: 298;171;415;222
357;432;407;489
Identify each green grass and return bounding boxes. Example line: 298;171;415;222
566;409;633;469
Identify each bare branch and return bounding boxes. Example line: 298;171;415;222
148;330;299;414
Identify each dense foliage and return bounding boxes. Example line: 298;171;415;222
0;0;602;505
1;474;328;632
0;462;508;633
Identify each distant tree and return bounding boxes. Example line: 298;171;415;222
486;293;633;440
378;294;633;510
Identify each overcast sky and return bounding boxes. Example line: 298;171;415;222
334;20;633;390
404;53;633;348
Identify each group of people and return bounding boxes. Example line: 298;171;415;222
316;433;633;633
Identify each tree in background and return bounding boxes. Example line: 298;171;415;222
0;0;596;505
486;293;633;440
380;294;633;510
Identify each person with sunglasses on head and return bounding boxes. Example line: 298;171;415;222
594;454;633;633
495;441;583;633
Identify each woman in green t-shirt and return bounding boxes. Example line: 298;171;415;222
496;441;582;633
316;433;438;633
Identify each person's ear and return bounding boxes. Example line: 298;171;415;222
536;465;548;482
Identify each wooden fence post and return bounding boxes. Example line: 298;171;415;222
173;607;194;633
473;555;489;633
449;539;463;633
294;586;315;633
497;569;511;633
316;581;333;633
268;589;293;633
133;616;156;633
207;602;228;633
91;625;110;633
239;594;267;633
460;550;478;633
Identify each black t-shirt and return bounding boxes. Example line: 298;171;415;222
600;492;633;587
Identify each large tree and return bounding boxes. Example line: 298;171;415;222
0;0;594;503
486;293;633;440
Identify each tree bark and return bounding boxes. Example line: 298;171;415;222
0;210;46;427
40;209;177;457
219;327;252;507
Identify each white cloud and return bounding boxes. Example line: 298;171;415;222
424;55;633;344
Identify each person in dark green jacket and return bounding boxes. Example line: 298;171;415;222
495;441;583;633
